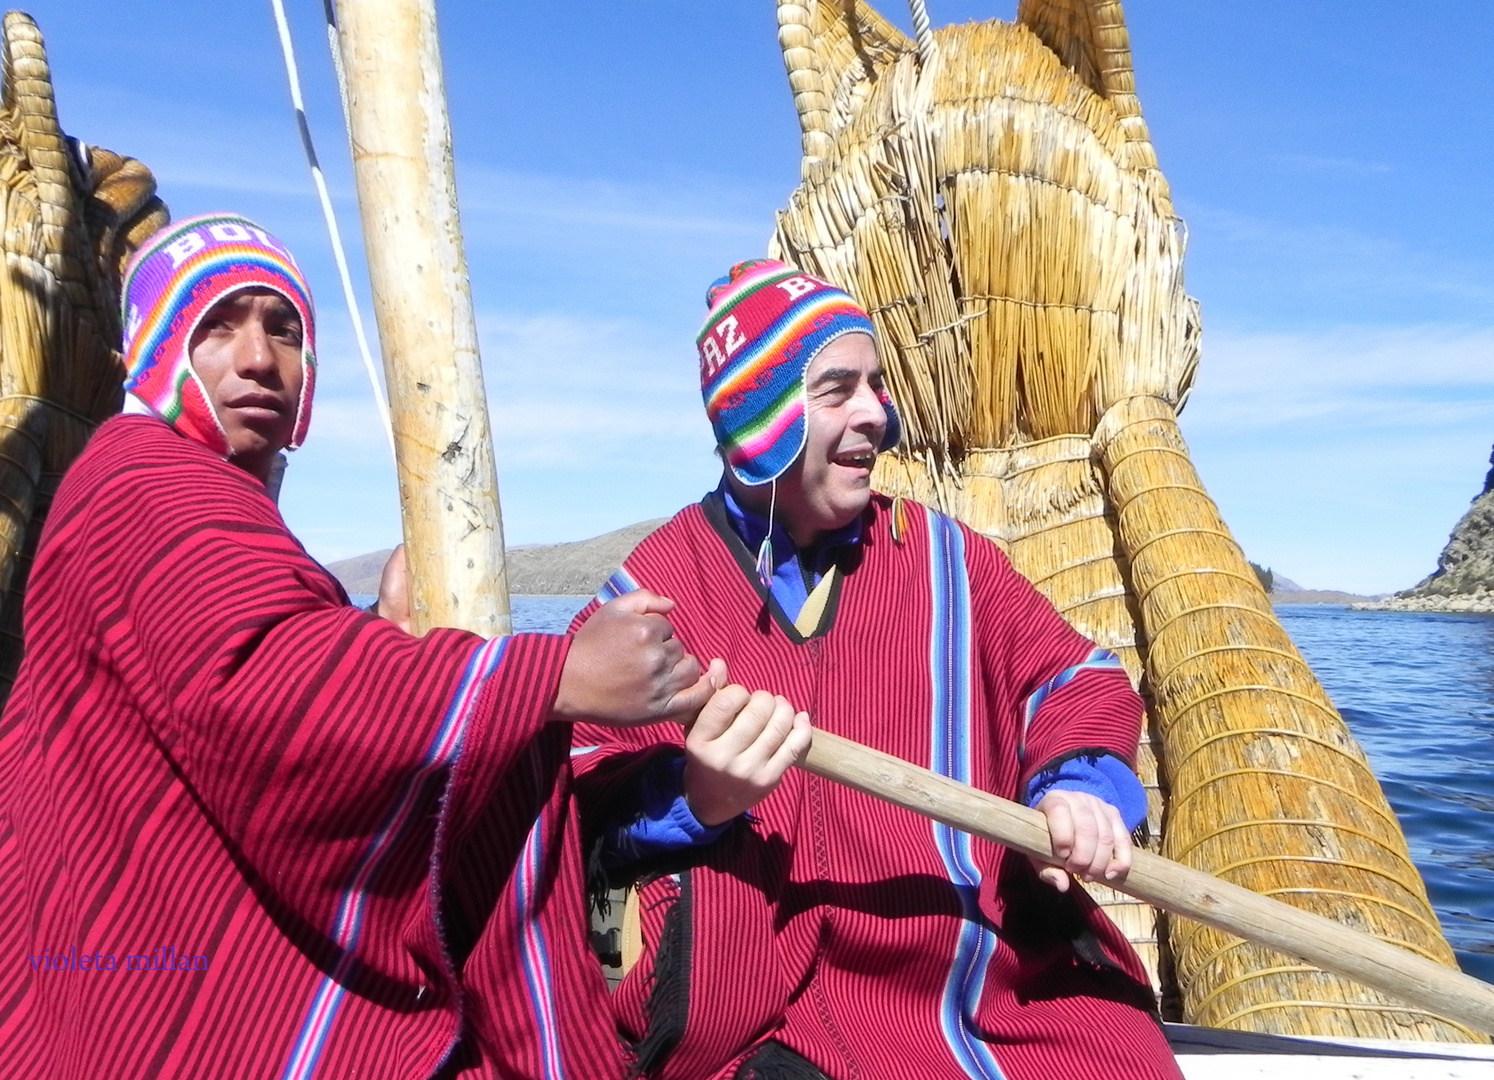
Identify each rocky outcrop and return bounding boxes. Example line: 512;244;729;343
1356;444;1494;614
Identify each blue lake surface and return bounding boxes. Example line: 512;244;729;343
511;595;592;634
496;596;1494;982
1275;605;1494;983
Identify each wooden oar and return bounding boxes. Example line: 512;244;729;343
801;727;1494;1036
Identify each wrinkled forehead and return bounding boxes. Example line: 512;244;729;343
805;331;879;384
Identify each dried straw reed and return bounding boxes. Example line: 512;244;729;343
767;0;1477;1041
0;12;167;697
1096;396;1472;1040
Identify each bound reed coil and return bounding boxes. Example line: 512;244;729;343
768;0;1477;1042
0;12;167;696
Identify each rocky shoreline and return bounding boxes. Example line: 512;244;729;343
1351;591;1494;615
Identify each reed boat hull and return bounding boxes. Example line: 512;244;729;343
766;0;1483;1043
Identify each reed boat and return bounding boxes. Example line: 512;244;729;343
765;0;1491;1049
4;1;1494;1072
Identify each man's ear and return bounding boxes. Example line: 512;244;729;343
1016;0;1157;171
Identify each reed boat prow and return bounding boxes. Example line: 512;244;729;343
766;0;1487;1046
0;10;167;694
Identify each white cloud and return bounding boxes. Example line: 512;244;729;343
1178;324;1494;593
1184;205;1494;312
481;309;715;468
1264;153;1392;176
1185;325;1494;432
458;166;768;242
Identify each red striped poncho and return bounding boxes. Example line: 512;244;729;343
573;493;1182;1080
0;416;624;1080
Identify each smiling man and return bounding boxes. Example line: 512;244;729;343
0;214;734;1079
571;261;1182;1080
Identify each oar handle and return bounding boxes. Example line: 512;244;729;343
800;727;1494;1036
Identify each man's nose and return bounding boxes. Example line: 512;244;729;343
235;323;278;377
849;381;887;432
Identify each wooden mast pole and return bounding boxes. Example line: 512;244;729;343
332;0;509;636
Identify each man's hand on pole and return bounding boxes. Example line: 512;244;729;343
1030;789;1133;892
552;590;725;727
374;544;412;634
683;687;812;826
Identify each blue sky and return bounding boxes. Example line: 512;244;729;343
27;1;1494;593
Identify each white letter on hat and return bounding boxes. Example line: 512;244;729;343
208;223;252;243
776;276;817;300
700;337;725;380
164;232;206;268
717;316;746;358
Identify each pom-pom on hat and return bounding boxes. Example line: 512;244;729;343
698;259;901;486
121;212;316;458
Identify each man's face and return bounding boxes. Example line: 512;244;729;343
775;332;888;544
188;288;305;482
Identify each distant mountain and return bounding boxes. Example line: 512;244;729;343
326;548;395;595
503;519;668;595
1272;588;1379;605
326;518;669;598
1243;570;1376;604
329;523;1392;607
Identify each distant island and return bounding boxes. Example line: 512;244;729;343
327;519;667;598
1263;575;1380;606
328;516;1377;606
1353;442;1494;615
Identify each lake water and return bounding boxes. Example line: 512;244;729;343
459;596;1494;983
1276;605;1494;983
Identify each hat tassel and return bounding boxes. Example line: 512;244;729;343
756;480;779;590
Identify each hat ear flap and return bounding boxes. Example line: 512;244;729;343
176;364;231;458
286;344;315;450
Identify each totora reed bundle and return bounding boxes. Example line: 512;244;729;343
0;11;167;699
767;0;1478;1042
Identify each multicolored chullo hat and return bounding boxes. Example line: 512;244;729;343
698;259;900;486
121;212;316;457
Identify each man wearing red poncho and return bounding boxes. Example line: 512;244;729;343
0;214;733;1079
572;261;1184;1080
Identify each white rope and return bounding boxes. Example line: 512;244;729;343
269;0;395;462
908;0;937;68
321;0;356;157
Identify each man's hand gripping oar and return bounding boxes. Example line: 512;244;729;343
554;590;1494;1035
795;726;1494;1038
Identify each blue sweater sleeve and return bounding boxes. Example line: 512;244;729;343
1023;752;1149;833
600;751;731;870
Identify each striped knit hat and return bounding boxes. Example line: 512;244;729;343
698;259;900;486
121;213;316;457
